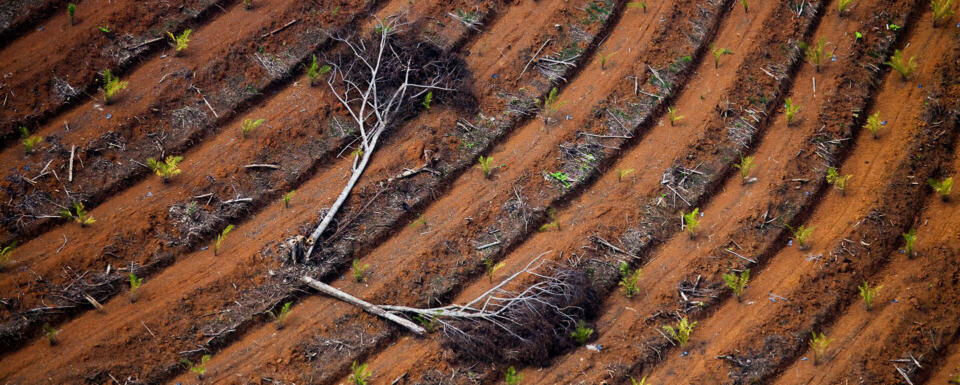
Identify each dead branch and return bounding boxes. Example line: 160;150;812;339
244;164;281;170
301;276;426;335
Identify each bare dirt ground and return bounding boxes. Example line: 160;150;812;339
1;0;958;384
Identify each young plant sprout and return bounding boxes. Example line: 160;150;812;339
421;91;433;109
931;0;956;27
484;258;506;283
213;224;234;256
146;155;183;183
618;262;642;298
0;242;15;270
884;49;917;80
741;0;749;12
128;273;143;302
668;107;683;126
630;376;649;385
270;301;293;329
599;50;617;70
101;69;128;104
800;38;827;72
240;118;265;138
858;280;882;311
21;134;43;154
928;177;953;200
734;154;756;183
837;0;854;15
549;171;572;188
181;354;211;380
902;227;917;257
571;320;593;345
413;310;442;333
722;268;749;301
627;1;647;12
538;208;561;232
43;323;59;345
478;155;497;178
790;225;815;250
784;98;801;125
283;190;295;208
662;317;697;347
67;3;76;25
166;29;192;55
618;168;635;182
352;259;370;282
681;208;701;237
710;44;733;69
305;55;332;86
539;87;565;123
59;202;95;227
409;214;427;229
809;331;834;365
243;0;253;9
504;366;522;385
864;111;883;139
826;167;852;195
349;361;372;385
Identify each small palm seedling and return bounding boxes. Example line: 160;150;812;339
931;0;956;27
484;258;506;283
790;225;815;250
478;155;497;178
538;208;561;231
800;38;827;72
723;269;750;301
784;98;801;125
213;224;234;256
0;242;15;270
864;111;883;139
283;190;295;208
549;171;572;188
734;154;755;183
619;262;642;298
627;1;647;12
243;0;253;9
409;214;427;229
422;91;433;109
240;118;265;138
668;107;683;126
181;355;210;380
837;0;854;15
22;134;43;154
949;374;960;384
710;44;733;69
305;55;332;86
571;320;594;345
662;317;697;347
101;69;128;104
128;273;143;302
146;155;183;183
166;29;191;55
59;202;95;227
349;361;372;385
67;3;76;25
599;50;617;70
858;280;882;311
884;49;917;80
826;167;852;195
928;177;953;200
43;323;59;345
618;168;635;182
902;227;917;257
809;331;834;365
504;366;522;385
741;0;749;12
352;259;370;282
681;208;701;237
270;301;293;329
630;376;649;385
539;87;565;123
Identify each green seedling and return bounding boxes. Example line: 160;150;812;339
280;190;294;208
477;155;499;178
409;214;427;229
43;323;59;345
722;269;749;301
662;317;697;347
146;155;183;183
213;224;234;256
484;258;506;283
539;87;565;123
734;154;755;183
128;273;143;302
681;208;701;237
627;1;647;12
630;376;648;385
270;301;293;329
504;366;522;385
240;118;265;138
618;168;635;182
902;227;917;257
741;0;749;12
22;134;43;154
549;171;572;188
0;242;15;270
864;111;883;139
809;331;834;365
67;3;76;25
181;355;210;379
837;0;854;15
790;225;815;250
928;177;953;200
166;29;191;55
799;38;827;72
949;374;960;384
710;44;733;69
98;25;111;34
931;0;956;27
101;69;128;104
349;361;372;385
855;31;863;40
599;50;617;70
618;262;642;298
784;98;801;125
884;49;917;80
826;167;852;195
59;201;95;227
352;259;370;282
858;280;882;311
243;0;253;9
305;55;332;86
413;310;443;333
538;208;560;232
668;107;683;126
422;91;433;109
571;320;594;345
